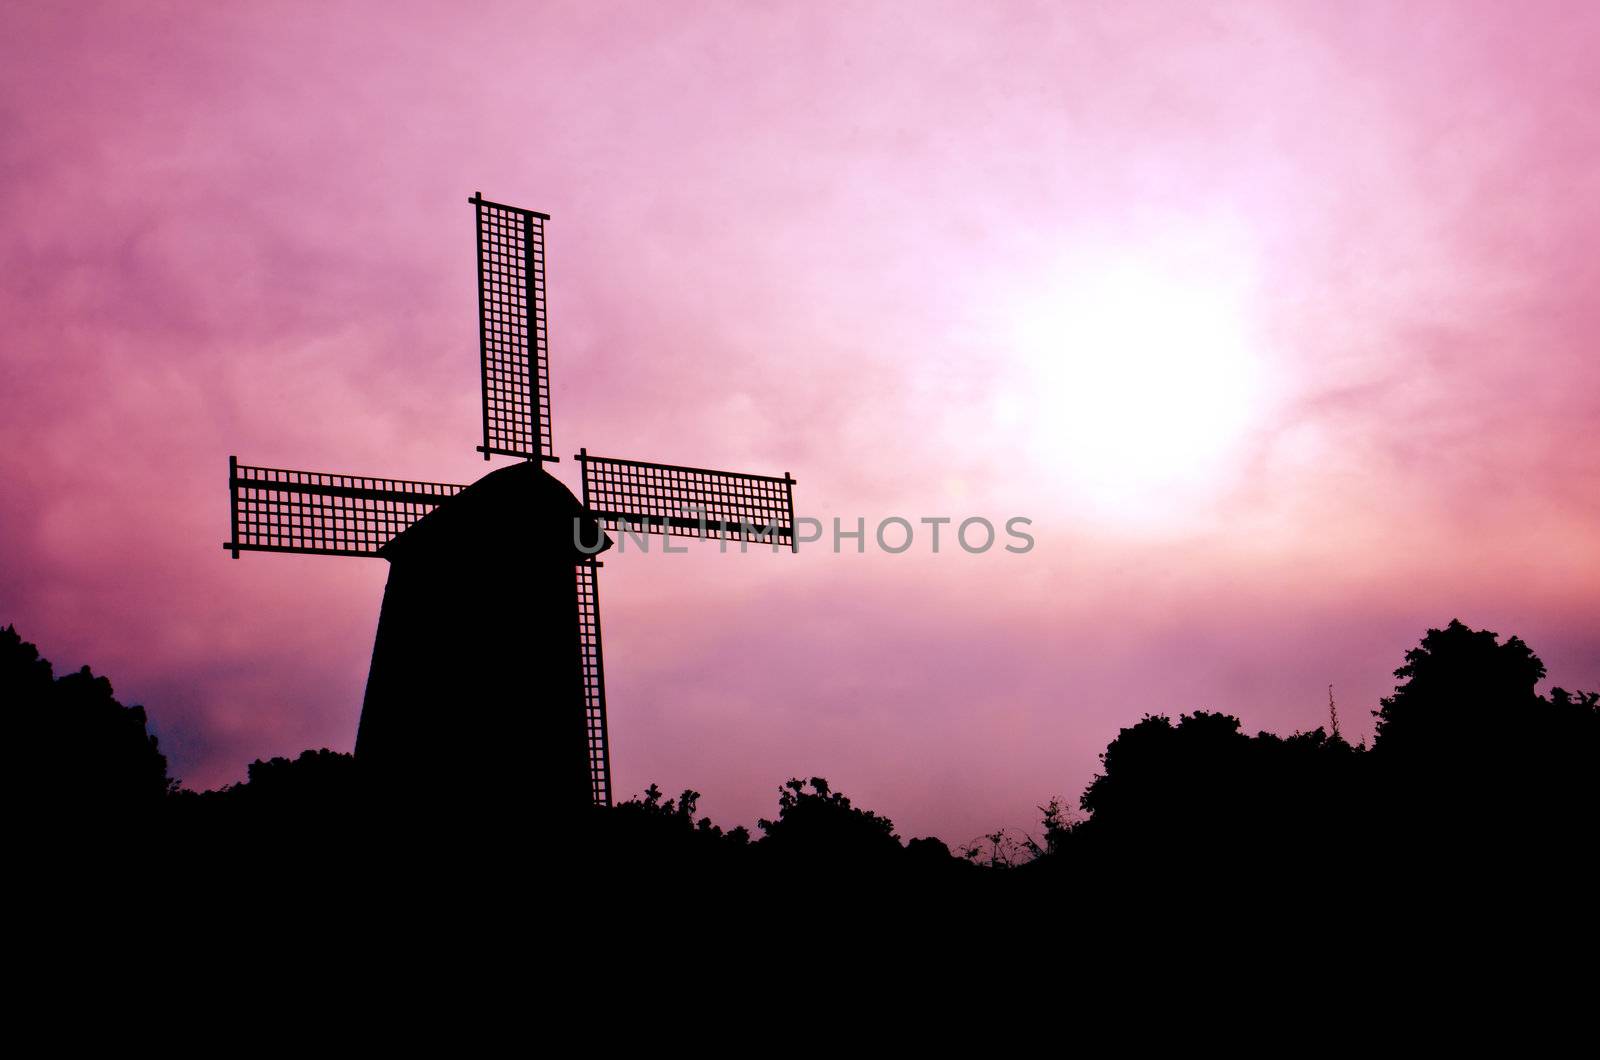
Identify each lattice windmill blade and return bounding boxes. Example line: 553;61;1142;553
575;560;611;806
223;457;466;558
576;450;798;551
469;193;553;463
570;450;799;807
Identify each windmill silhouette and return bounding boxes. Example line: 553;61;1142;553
224;193;798;810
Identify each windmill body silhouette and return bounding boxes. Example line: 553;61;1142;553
225;193;799;809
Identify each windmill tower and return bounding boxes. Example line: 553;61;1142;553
224;193;799;811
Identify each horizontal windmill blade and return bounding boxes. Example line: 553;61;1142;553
576;450;798;551
224;457;465;558
470;193;554;463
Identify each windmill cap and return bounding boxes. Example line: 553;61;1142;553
379;460;611;564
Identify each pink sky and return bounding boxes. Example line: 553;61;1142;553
2;1;1597;843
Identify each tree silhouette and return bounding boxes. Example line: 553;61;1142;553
1079;710;1252;840
5;616;1594;913
1373;618;1546;760
1370;619;1598;850
4;624;174;821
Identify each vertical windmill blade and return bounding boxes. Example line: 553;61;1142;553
575;560;611;806
470;193;554;462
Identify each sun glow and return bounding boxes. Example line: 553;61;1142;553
1003;261;1264;520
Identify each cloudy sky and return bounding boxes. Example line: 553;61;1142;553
2;1;1596;842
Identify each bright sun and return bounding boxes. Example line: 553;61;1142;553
1004;262;1263;519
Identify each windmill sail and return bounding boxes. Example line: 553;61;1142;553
224;457;465;558
576;450;797;550
575;560;611;806
470;193;553;462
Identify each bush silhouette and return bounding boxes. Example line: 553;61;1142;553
756;776;902;865
597;782;750;868
1070;710;1359;873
